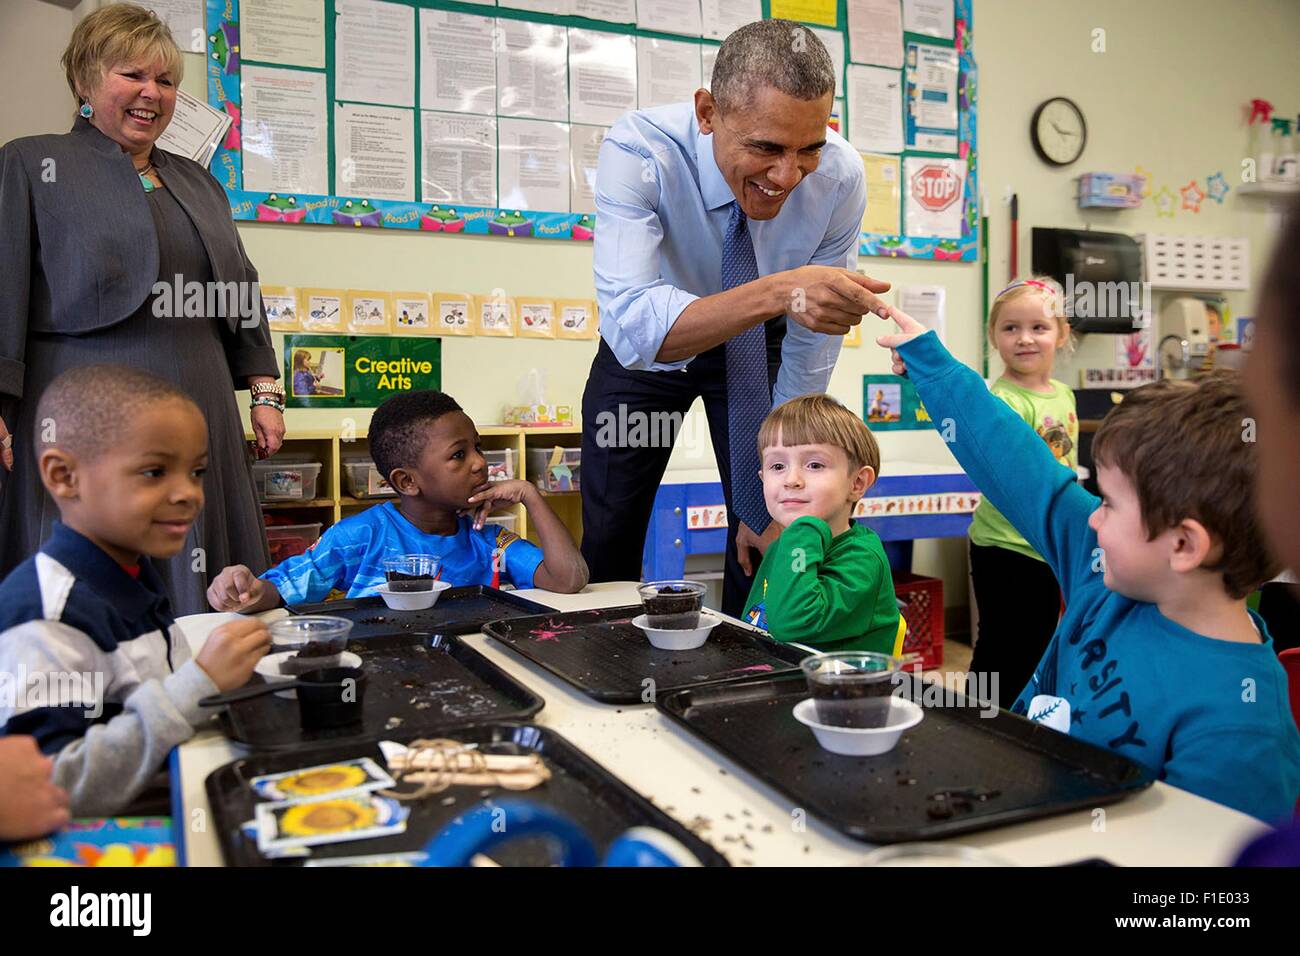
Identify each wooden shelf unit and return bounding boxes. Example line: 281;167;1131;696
248;425;583;546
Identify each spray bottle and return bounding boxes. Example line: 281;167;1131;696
1279;117;1299;182
1249;99;1275;181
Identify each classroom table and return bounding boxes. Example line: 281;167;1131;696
171;582;1269;867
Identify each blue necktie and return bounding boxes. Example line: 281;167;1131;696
721;203;772;534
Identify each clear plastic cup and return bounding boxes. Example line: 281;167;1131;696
637;580;707;630
801;652;902;729
269;616;354;657
382;554;440;592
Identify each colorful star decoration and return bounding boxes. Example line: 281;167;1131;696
1180;180;1206;213
1134;165;1154;198
1153;185;1177;218
1206;171;1230;203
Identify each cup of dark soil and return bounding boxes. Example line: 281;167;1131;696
269;616;354;659
383;554;441;592
801;652;902;729
637;580;707;629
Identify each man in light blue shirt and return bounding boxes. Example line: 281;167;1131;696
582;19;889;616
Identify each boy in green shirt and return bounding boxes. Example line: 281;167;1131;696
742;394;903;654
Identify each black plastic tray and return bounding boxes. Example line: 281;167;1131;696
656;672;1156;844
482;605;812;704
205;723;729;866
219;632;543;750
287;585;555;637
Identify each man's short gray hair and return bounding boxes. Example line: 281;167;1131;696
710;19;836;113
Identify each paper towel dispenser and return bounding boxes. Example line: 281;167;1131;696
1031;227;1144;333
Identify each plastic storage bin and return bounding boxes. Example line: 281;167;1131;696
265;522;322;563
484;448;515;483
251;458;322;501
343;460;396;498
527;446;581;492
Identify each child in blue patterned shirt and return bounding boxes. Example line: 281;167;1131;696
208;390;588;610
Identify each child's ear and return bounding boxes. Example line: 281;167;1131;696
1167;517;1215;574
850;465;877;500
388;466;420;497
39;448;79;501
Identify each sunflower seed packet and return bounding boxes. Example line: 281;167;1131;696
256;794;409;853
250;758;394;804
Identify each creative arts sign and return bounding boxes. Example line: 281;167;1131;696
284;334;441;408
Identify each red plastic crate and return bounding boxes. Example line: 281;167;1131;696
892;571;944;670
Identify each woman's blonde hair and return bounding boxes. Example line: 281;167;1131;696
987;276;1072;349
292;350;311;371
61;3;183;110
757;394;881;475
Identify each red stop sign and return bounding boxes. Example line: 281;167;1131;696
911;165;961;212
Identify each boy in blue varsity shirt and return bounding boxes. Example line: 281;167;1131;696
208;389;588;611
877;308;1300;823
0;366;271;817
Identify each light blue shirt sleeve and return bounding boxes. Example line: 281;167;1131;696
262;521;368;605
772;170;868;408
592;136;699;372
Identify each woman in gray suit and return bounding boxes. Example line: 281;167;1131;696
0;4;286;614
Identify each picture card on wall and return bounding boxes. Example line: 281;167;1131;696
556;298;598;339
905;42;958;153
393;292;433;335
348;290;393;334
300;289;347;332
517;297;558;338
475;294;518;336
433;293;474;336
261;286;301;331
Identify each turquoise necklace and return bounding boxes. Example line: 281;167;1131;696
138;161;156;192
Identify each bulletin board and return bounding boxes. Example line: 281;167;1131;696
204;0;976;260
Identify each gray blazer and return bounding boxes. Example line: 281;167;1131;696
0;117;277;399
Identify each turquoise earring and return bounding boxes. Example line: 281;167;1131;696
79;103;93;119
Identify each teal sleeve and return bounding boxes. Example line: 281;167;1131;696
761;517;873;643
897;332;1100;600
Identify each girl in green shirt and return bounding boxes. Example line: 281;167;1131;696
967;278;1078;707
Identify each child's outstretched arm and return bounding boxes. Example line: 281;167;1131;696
465;481;589;593
876;309;1099;598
